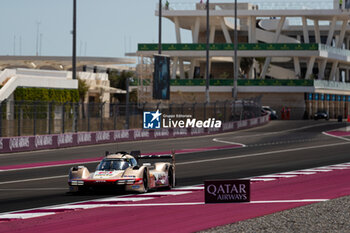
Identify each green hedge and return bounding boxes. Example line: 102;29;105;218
14;88;79;103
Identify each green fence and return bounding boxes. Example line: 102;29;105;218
130;79;314;86
138;43;319;51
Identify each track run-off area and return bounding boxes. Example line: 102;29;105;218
0;120;350;232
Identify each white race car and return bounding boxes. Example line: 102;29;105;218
68;151;176;193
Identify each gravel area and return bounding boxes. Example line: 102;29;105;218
200;195;350;233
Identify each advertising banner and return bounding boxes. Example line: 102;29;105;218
153;55;170;100
204;180;250;203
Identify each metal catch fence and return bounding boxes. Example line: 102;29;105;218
0;98;262;137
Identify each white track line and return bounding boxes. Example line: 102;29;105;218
258;174;296;178
280;171;316;175
50;199;330;208
1;199;330;216
178;141;350;166
212;138;246;147
320;166;348;170
250;199;328;204
301;169;333;172
250;178;276;181
228;123;336;139
0;175;67;185
100;202;204;207
0;160;101;173
0;212;55;219
0;192;139;215
173;186;204;190
322;131;350;142
140;191;192;196
50;204;110;210
94;197;154;202
0;188;67;191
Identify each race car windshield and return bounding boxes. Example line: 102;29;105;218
97;159;130;171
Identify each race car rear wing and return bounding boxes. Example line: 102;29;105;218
134;150;176;165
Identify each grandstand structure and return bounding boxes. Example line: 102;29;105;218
136;0;350;119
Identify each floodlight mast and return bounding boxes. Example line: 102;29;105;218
159;0;162;55
72;0;77;80
233;0;238;100
206;0;210;103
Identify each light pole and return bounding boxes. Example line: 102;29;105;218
233;0;238;99
125;77;131;129
158;0;162;55
72;0;77;80
205;0;210;103
36;21;41;56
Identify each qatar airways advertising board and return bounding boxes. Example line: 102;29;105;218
204;180;250;203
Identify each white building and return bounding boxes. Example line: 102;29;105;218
136;0;350;119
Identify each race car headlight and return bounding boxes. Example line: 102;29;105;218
71;180;84;186
117;180;126;185
126;179;135;184
117;179;138;185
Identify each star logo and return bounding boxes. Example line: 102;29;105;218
143;110;162;129
150;110;162;122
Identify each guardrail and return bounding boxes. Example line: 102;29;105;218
0;114;269;154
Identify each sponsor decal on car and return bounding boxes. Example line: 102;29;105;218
153;172;167;185
93;171;120;178
94;180;106;183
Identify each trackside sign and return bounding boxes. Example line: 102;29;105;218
204;180;250;203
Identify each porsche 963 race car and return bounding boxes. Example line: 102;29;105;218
68;151;176;193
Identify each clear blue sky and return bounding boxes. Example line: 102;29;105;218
0;0;200;58
0;0;332;59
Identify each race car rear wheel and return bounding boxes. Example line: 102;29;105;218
142;170;149;193
167;167;175;189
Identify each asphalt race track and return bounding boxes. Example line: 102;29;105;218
1;120;350;229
